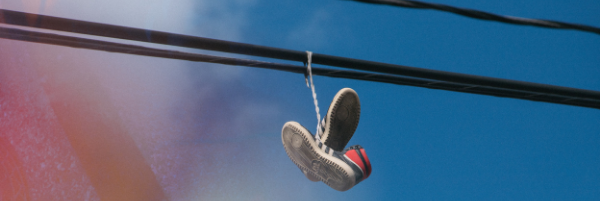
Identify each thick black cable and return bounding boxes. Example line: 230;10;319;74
1;26;599;109
1;9;599;103
352;0;600;35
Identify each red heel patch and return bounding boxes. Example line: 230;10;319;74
345;145;372;179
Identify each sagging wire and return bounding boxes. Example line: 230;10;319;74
352;0;600;35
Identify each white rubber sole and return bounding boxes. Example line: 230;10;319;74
321;88;361;151
282;121;356;191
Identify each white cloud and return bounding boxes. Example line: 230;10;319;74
0;0;196;33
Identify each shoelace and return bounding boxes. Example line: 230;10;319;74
305;51;322;142
305;51;335;156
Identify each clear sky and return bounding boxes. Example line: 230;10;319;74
1;0;599;200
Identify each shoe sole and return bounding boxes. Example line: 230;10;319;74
322;88;361;151
282;122;355;191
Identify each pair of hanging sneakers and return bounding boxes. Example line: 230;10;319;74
282;88;372;191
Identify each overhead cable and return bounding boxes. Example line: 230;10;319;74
1;9;599;105
1;26;599;109
352;0;600;35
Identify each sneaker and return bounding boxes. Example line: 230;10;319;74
316;88;361;152
305;88;361;182
282;121;371;191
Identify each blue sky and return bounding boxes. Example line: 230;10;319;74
2;0;599;200
229;0;600;200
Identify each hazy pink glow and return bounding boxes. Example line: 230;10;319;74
1;34;184;200
0;39;100;201
0;32;284;201
0;0;294;199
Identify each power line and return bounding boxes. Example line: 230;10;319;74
352;0;600;35
0;9;599;109
2;26;599;109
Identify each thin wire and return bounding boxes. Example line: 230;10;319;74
1;9;599;103
352;0;600;35
1;26;598;109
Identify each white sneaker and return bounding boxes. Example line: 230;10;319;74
317;88;361;152
282;121;371;191
302;88;361;182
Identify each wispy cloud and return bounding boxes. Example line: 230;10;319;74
287;8;332;48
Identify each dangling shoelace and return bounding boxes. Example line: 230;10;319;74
304;51;323;142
